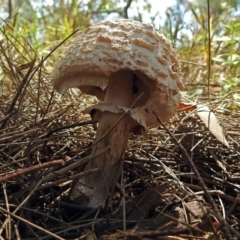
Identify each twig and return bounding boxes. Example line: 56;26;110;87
0;109;16;123
41;146;109;184
39;168;99;190
0;160;64;183
2;183;11;239
118;227;190;238
184;186;240;204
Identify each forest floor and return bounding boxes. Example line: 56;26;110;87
0;58;240;240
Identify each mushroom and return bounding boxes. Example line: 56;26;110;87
51;19;184;208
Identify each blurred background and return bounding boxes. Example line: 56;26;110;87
0;0;240;101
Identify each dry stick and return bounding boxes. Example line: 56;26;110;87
0;160;64;183
39;168;99;190
0;206;65;240
153;112;232;240
41;147;109;184
0;109;16;123
118;228;190;238
2;183;11;239
177;172;240;192
185;186;240;204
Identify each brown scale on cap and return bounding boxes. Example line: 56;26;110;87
51;19;184;208
52;18;184;127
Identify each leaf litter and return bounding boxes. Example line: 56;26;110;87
0;34;240;240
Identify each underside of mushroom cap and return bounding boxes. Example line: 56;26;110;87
51;19;184;127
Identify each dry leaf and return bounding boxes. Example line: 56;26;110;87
178;102;197;112
196;105;229;147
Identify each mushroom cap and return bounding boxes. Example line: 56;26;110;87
51;19;184;128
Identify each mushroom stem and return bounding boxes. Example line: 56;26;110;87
103;70;133;106
70;70;133;208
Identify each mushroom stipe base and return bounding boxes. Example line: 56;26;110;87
70;112;131;208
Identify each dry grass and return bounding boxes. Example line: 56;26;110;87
0;23;240;240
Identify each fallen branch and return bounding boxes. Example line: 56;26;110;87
0;160;64;183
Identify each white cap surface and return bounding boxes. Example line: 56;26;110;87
51;19;184;128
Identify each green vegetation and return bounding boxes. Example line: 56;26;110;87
1;0;240;97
